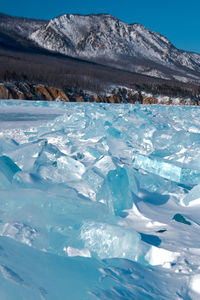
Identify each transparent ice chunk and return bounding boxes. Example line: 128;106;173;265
8;141;42;171
183;184;200;206
0;137;19;154
87;146;103;159
0;155;21;183
133;153;200;185
33;141;86;182
39;156;86;183
82;169;104;193
107;126;121;138
97;167;134;215
81;222;141;260
107;137;133;162
0;222;38;247
33;141;60;172
94;155;116;177
13;172;44;189
0;172;12;189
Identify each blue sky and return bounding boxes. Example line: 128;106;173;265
1;0;200;53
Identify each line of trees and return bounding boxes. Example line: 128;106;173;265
0;48;200;100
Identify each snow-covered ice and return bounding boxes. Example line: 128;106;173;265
0;100;200;299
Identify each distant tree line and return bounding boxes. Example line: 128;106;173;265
0;48;200;101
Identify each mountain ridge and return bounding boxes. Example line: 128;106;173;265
1;12;200;81
28;13;200;84
0;12;200;104
1;12;199;55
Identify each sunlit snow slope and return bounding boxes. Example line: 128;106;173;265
1;100;200;299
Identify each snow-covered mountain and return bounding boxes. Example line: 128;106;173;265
1;12;200;85
29;14;200;82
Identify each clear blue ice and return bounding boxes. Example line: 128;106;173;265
0;100;200;299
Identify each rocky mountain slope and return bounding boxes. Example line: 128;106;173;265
29;14;200;83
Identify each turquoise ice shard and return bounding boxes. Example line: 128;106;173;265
83;169;104;195
97;167;134;215
183;184;200;206
8;141;43;172
0;222;38;247
38;155;86;182
133;153;200;185
81;222;141;260
107;126;121;138
0;137;19;154
33;141;86;182
0;155;21;183
94;155;116;177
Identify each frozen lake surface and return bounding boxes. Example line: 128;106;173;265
0;100;200;299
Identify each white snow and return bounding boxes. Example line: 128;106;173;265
64;246;91;258
190;275;200;294
145;246;180;267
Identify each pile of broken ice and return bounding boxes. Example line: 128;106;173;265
0;100;200;299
